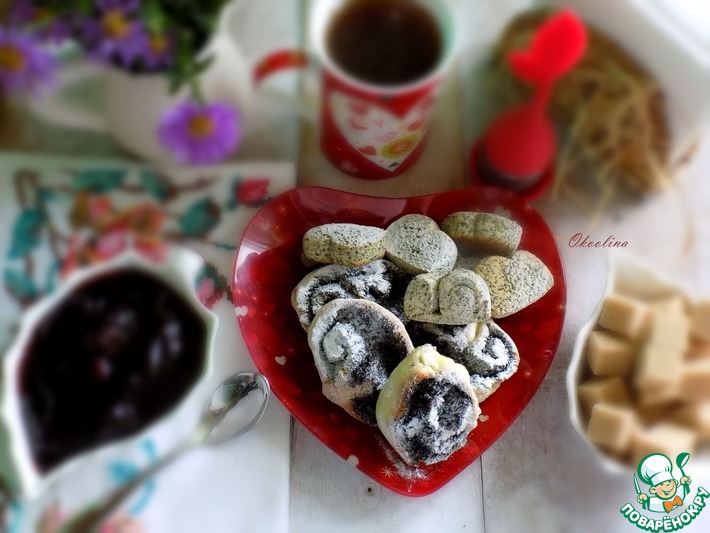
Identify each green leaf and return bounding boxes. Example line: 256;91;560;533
44;260;61;294
7;208;45;259
168;71;184;94
142;0;167;34
178;197;220;238
109;461;139;483
225;176;240;211
193;55;215;76
37;188;56;206
139;170;172;200
73;169;127;192
3;268;39;301
213;242;239;251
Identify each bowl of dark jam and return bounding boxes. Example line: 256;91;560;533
1;247;218;497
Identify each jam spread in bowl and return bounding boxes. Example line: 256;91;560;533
20;268;207;473
1;249;217;497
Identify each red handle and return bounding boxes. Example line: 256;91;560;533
253;50;309;85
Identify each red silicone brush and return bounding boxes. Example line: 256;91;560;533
472;9;587;198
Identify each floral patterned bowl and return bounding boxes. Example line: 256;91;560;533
1;247;218;498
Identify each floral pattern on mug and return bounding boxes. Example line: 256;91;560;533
381;134;419;159
329;91;430;171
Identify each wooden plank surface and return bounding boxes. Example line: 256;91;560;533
290;425;485;533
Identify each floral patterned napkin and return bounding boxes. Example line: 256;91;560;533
0;155;294;533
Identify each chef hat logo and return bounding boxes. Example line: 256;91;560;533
638;454;675;487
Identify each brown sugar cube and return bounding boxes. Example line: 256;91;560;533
598;294;650;340
578;376;632;415
673;402;710;440
680;358;710;402
691;300;710;342
586;330;635;376
650;296;687;317
686;340;710;359
631;423;697;467
634;343;683;392
646;312;690;352
587;403;637;453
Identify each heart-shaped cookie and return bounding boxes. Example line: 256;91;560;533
404;269;491;324
475;250;554;318
442;212;522;255
384;214;457;275
303;223;386;267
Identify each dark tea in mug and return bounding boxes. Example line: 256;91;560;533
326;0;443;86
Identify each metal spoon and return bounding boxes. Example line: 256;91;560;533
58;372;270;533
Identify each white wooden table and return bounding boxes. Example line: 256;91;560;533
2;1;709;531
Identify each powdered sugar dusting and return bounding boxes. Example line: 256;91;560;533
323;322;366;365
379;436;429;481
309;299;413;425
292;260;410;329
387;374;478;465
407;320;519;402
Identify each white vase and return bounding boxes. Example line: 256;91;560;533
28;31;254;164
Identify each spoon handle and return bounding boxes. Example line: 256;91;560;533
57;436;200;533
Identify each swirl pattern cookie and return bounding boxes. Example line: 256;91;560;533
376;345;481;466
407;320;519;402
404;269;491;325
308;299;414;425
292;259;411;330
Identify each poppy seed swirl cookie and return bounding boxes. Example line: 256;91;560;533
292;259;411;330
308;299;414;425
376;345;480;466
407;320;520;402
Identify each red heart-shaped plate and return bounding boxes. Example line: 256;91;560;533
232;186;566;496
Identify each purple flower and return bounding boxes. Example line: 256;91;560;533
9;0;71;43
0;28;56;96
136;29;175;71
158;101;243;165
8;0;35;22
97;0;140;12
80;0;144;68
